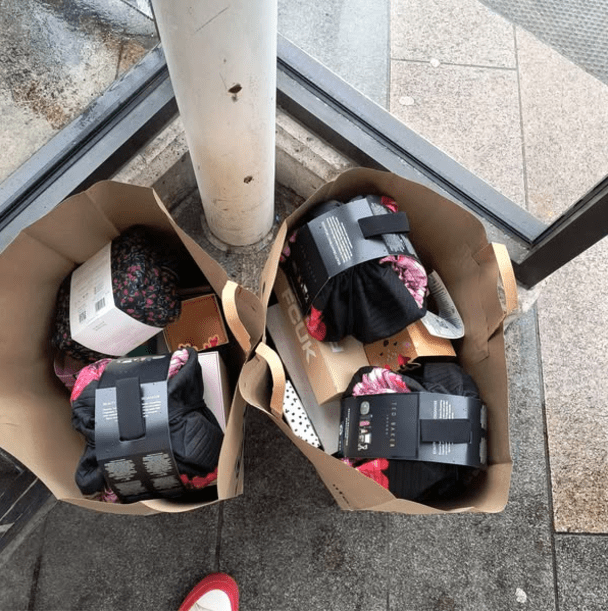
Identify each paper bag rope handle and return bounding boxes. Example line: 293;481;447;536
254;342;287;419
492;243;518;318
221;281;252;353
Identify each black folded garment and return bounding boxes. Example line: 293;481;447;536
281;196;428;344
342;362;483;504
71;347;223;500
53;225;182;364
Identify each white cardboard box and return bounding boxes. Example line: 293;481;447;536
198;351;231;432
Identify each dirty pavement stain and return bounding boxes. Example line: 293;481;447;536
1;0;156;129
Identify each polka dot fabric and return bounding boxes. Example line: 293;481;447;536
342;363;482;504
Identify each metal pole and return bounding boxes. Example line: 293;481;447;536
151;0;276;246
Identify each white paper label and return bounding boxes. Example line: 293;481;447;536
69;242;162;356
432;397;455;456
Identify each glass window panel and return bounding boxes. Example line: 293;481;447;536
0;0;158;183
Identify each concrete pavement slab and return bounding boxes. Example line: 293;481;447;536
0;517;46;611
555;533;608;611
25;502;221;610
515;26;608;221
391;0;516;68
278;0;390;108
538;236;608;533
479;0;608;86
386;309;557;611
221;406;390;611
389;61;525;207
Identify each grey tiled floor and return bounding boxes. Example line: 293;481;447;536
2;1;608;610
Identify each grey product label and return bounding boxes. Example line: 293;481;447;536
340;393;485;467
417;394;485;468
287;198;401;313
142;452;175;477
151;475;182;491
114;480;147;498
364;196;417;257
311;198;402;277
340;395;419;460
95;380;185;502
104;459;137;482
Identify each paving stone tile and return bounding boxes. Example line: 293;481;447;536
390;60;525;207
221;407;389;611
31;502;220;610
278;0;390;107
516;26;608;222
479;0;608;86
555;534;608;611
537;236;608;533
0;517;46;611
391;0;516;68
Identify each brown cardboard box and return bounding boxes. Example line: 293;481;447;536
273;268;368;404
240;167;518;514
164;293;230;352
0;181;263;515
364;320;456;369
266;303;342;454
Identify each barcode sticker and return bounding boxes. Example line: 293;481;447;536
70;241;161;356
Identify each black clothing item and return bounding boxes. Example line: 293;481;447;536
71;348;223;498
313;261;425;343
285;197;427;343
343;362;482;504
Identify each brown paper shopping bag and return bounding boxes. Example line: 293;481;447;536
239;168;518;514
0;181;265;515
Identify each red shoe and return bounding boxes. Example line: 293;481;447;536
178;573;239;611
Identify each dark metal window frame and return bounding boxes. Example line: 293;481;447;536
1;39;607;279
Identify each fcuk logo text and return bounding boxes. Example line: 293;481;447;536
283;288;316;363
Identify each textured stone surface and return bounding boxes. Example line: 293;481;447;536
555;534;608;611
389;61;525;207
0;0;156;182
0;517;45;611
391;0;516;67
26;502;221;611
537;236;608;533
480;0;608;86
278;0;390;107
516;27;608;222
221;407;390;611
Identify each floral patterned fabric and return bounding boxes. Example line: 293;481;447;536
52;225;182;363
342;364;482;504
